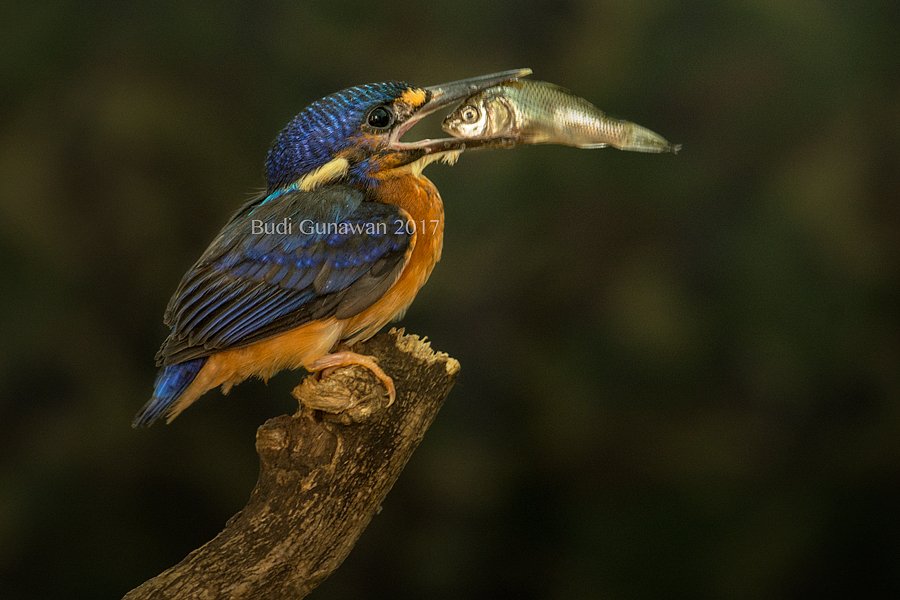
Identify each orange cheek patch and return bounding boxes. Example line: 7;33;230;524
369;153;408;176
400;88;427;108
350;132;382;146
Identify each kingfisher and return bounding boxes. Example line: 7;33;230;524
133;69;531;426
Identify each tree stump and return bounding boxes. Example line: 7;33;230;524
124;328;460;599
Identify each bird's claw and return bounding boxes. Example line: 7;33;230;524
294;351;396;422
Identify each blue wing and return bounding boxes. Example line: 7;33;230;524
156;185;412;365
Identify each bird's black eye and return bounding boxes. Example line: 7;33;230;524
366;106;393;129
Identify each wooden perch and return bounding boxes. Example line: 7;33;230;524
124;328;460;600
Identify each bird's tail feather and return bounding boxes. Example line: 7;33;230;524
132;358;207;427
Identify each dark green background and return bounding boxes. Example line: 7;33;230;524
2;1;898;598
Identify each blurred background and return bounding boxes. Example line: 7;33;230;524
2;1;898;598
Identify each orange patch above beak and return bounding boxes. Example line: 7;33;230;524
400;87;428;108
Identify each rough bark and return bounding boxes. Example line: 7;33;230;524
124;328;460;600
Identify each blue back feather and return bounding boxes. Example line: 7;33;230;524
156;186;413;365
133;358;206;427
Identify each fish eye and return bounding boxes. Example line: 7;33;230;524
461;105;480;123
366;106;394;129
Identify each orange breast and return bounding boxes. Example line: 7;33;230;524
342;173;445;344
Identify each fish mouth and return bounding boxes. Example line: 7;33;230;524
389;68;531;155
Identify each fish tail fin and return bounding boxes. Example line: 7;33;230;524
132;357;207;427
617;124;681;154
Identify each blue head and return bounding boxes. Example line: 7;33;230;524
263;70;533;192
265;81;411;190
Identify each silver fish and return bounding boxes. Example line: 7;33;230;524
442;80;680;154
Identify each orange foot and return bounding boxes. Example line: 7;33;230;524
306;351;396;407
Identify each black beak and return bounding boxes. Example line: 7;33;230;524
390;68;531;154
